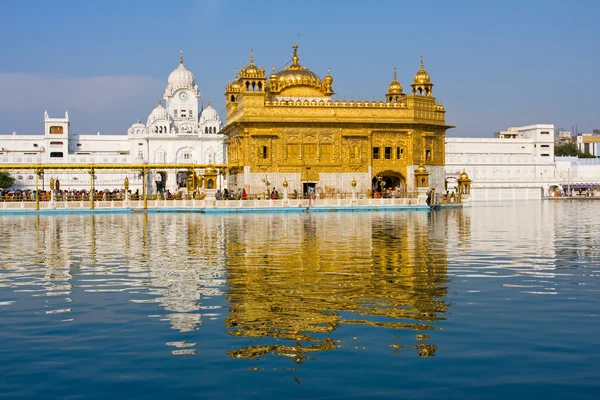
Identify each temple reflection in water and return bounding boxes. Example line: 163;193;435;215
223;211;456;360
0;209;471;359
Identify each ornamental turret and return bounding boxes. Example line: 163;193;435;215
239;49;266;92
386;67;404;103
411;56;434;97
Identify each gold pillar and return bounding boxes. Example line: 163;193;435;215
89;168;94;210
142;168;147;210
35;167;40;211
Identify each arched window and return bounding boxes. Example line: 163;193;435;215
230;95;235;102
205;127;208;134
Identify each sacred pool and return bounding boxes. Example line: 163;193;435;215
0;201;599;398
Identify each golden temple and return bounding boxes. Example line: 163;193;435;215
223;45;453;197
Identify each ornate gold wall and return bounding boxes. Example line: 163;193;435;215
222;46;453;195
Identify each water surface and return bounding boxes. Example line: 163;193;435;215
0;202;599;399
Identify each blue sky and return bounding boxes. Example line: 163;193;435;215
0;0;598;137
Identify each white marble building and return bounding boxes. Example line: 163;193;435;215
445;124;561;201
0;53;225;194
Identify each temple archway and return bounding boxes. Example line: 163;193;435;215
372;171;405;197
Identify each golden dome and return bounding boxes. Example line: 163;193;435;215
270;65;278;80
275;44;322;87
414;164;427;173
459;170;469;180
230;68;241;89
413;56;431;84
324;68;333;85
242;49;259;75
387;67;403;95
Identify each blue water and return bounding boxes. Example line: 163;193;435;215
0;202;599;399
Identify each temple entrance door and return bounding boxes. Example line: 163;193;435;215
303;182;316;198
155;171;167;194
372;171;405;198
176;171;188;189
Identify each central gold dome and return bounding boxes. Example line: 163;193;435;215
277;44;321;85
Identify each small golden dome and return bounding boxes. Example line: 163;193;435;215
324;68;333;85
243;49;259;75
415;164;427;173
270;65;278;82
387;67;403;94
230;68;241;89
459;170;469;180
414;56;431;84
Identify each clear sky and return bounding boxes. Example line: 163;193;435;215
0;0;598;137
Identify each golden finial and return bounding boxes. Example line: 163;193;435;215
208;100;211;106
327;67;331;76
180;50;183;64
420;55;424;69
292;43;299;66
272;65;276;73
394;67;397;80
235;68;239;79
249;48;254;65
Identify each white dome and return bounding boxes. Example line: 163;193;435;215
200;104;219;122
128;120;146;135
167;63;196;90
146;104;169;126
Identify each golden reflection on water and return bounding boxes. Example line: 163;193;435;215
0;209;472;358
223;211;462;361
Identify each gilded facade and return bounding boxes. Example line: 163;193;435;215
222;45;453;196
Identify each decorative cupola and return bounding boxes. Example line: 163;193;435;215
457;170;471;195
239;49;266;92
268;65;278;92
414;164;430;188
323;68;335;96
386;67;404;103
225;68;242;103
411;56;434;97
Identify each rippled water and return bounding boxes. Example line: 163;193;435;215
0;202;599;399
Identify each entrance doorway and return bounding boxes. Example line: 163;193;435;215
155;171;167;194
303;182;316;198
372;171;405;198
176;171;188;188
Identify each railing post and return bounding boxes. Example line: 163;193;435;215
142;167;147;210
35;167;40;211
89;167;94;210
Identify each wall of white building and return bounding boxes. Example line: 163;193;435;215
445;124;559;201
